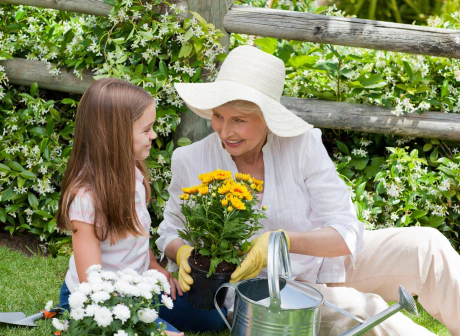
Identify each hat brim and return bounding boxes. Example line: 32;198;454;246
174;81;313;137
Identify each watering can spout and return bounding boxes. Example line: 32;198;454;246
338;285;418;336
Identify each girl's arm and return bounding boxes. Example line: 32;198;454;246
149;249;183;300
72;220;102;283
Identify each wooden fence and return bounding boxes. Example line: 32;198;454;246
1;0;460;141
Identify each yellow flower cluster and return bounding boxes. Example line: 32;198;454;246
179;169;264;212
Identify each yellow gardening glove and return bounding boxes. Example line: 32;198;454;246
176;245;194;292
230;229;290;283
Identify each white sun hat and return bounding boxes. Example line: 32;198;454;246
174;45;313;137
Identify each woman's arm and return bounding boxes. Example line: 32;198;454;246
72;220;102;283
287;227;351;257
164;238;185;263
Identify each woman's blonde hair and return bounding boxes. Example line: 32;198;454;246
57;78;153;244
218;100;264;118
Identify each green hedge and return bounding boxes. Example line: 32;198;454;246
1;0;460;254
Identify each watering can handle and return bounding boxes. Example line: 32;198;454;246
267;231;292;308
214;282;237;331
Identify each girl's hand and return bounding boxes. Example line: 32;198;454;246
149;249;183;300
158;267;183;300
164;331;184;336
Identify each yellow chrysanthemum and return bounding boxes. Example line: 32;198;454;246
182;185;200;194
213;169;233;181
199;173;214;184
218;180;234;194
256;184;263;192
231;183;250;199
227;206;234;212
230;197;246;210
244;193;253;201
198;185;209;195
179;194;190;200
253;178;264;186
250;183;257;190
235;173;251;181
221;199;229;206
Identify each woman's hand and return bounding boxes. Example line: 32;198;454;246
163;331;184;336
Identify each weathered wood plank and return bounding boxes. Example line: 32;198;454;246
1;0;188;18
224;6;460;59
281;97;460;141
0;58;94;94
3;58;460;141
173;0;233;143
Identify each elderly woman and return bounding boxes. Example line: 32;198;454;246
157;46;460;335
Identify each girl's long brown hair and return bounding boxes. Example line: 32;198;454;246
57;78;153;244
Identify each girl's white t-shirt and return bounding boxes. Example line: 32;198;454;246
64;168;151;292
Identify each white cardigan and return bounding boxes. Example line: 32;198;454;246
156;128;364;283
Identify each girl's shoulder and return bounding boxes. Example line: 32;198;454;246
68;186;96;224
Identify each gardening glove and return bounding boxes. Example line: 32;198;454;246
176;245;194;292
230;229;290;283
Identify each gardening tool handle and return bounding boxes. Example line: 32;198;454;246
267;231;292;309
214;282;237;331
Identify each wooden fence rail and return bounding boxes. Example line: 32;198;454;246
224;6;460;59
1;0;187;17
1;0;460;141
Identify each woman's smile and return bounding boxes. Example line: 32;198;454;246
225;139;244;147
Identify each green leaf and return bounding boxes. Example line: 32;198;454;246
411;210;427;219
0;208;6;222
30;82;39;97
183;29;193;42
103;0;115;6
35;210;54;219
423;143;432;151
48;219;57;233
349;158;369;170
6;161;24;172
336;141;350;155
0;163;11;172
28;193;39;210
254;37;278;55
159;60;168;78
287;55;319;68
177;138;192;147
19;170;37;179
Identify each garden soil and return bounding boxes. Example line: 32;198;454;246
0;229;44;257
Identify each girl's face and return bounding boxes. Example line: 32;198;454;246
133;103;157;160
212;106;268;159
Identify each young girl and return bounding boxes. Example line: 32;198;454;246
56;78;183;335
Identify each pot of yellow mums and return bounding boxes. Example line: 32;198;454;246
175;169;266;310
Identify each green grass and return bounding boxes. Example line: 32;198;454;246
0;246;450;335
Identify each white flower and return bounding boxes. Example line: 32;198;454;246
101;271;119;281
137;283;153;300
52;318;69;331
91;291;110;304
86;264;102;274
161;294;174;309
68;291;87;309
70;307;85;320
76;282;92;295
114;279;131;294
44;300;53;311
87;273;104;284
94;306;113;327
114;331;129;336
84;303;101;317
113;304;131;324
137;308;158;323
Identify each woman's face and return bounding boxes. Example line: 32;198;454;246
133;103;157;160
212;106;268;159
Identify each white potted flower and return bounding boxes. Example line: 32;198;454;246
52;265;174;335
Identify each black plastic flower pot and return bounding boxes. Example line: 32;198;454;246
187;261;232;311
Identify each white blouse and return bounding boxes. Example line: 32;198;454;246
65;168;151;292
156;129;364;283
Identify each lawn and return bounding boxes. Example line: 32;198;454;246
0;246;450;335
